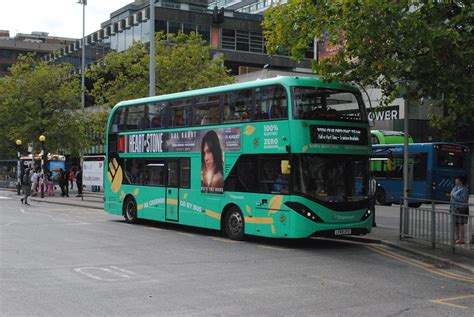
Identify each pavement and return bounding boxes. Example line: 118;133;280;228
5;187;474;275
1;189;474;316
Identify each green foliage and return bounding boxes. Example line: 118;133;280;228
0;54;93;158
87;32;235;109
263;0;474;140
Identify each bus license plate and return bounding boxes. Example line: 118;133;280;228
334;229;351;235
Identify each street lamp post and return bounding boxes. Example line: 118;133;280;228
15;139;22;195
149;0;155;97
78;0;87;108
39;135;46;198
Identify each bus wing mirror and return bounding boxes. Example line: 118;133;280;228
281;160;291;175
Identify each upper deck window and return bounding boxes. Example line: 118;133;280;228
293;87;367;122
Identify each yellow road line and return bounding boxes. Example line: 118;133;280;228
431;294;474;309
368;245;474;283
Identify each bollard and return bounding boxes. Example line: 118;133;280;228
399;199;403;239
431;201;435;248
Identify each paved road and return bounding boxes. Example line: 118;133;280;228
1;191;473;316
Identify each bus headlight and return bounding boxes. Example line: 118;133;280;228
285;202;324;223
360;209;372;221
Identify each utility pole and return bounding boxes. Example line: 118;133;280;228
149;0;155;97
78;0;87;108
403;97;409;234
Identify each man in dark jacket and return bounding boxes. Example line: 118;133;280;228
59;169;69;197
76;168;83;197
21;168;32;205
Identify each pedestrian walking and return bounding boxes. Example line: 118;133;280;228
69;168;75;189
369;174;377;227
76;168;83;197
31;169;39;197
59;169;69;197
450;175;469;244
20;168;32;205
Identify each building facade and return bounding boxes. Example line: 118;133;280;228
0;30;76;76
45;0;311;76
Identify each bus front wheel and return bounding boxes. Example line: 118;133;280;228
375;188;391;206
224;207;245;241
123;196;139;224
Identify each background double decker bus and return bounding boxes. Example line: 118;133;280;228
104;77;372;240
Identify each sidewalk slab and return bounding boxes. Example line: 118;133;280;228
348;226;474;275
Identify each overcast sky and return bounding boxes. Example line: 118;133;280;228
1;0;134;39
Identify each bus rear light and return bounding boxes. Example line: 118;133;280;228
285;202;324;223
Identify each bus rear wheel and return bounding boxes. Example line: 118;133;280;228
375;188;391;206
123;196;139;224
225;207;245;241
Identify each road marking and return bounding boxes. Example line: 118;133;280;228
0;196;12;199
20;208;26;213
65;222;91;225
145;227;161;231
74;266;136;282
212;237;241;244
257;245;288;251
431;294;474;309
109;266;136;275
368;245;474;283
176;231;196;237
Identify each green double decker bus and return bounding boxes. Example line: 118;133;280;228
104;76;372;240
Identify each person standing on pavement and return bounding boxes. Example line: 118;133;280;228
450;175;469;244
69;168;75;189
76;167;83;197
21;168;32;205
59;169;69;197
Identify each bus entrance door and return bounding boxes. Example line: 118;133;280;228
165;160;179;221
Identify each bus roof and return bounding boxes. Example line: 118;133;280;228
372;143;469;152
111;76;359;111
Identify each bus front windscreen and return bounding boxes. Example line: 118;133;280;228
292;87;366;122
294;155;369;210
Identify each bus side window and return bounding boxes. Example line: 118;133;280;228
149;102;168;129
126;104;144;130
144;160;165;186
110;108;123;132
195;94;221;126
180;158;190;188
254;85;288;121
223;89;252;123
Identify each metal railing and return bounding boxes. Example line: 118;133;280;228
400;198;473;252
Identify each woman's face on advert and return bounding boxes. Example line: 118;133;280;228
203;142;214;171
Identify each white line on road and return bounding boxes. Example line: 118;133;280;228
257;245;288;251
74;266;136;282
145;227;161;231
176;232;196;237
65;222;91;225
212;237;241;244
109;266;136;275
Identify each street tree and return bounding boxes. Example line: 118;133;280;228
262;0;474;140
87;32;234;109
0;54;93;158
